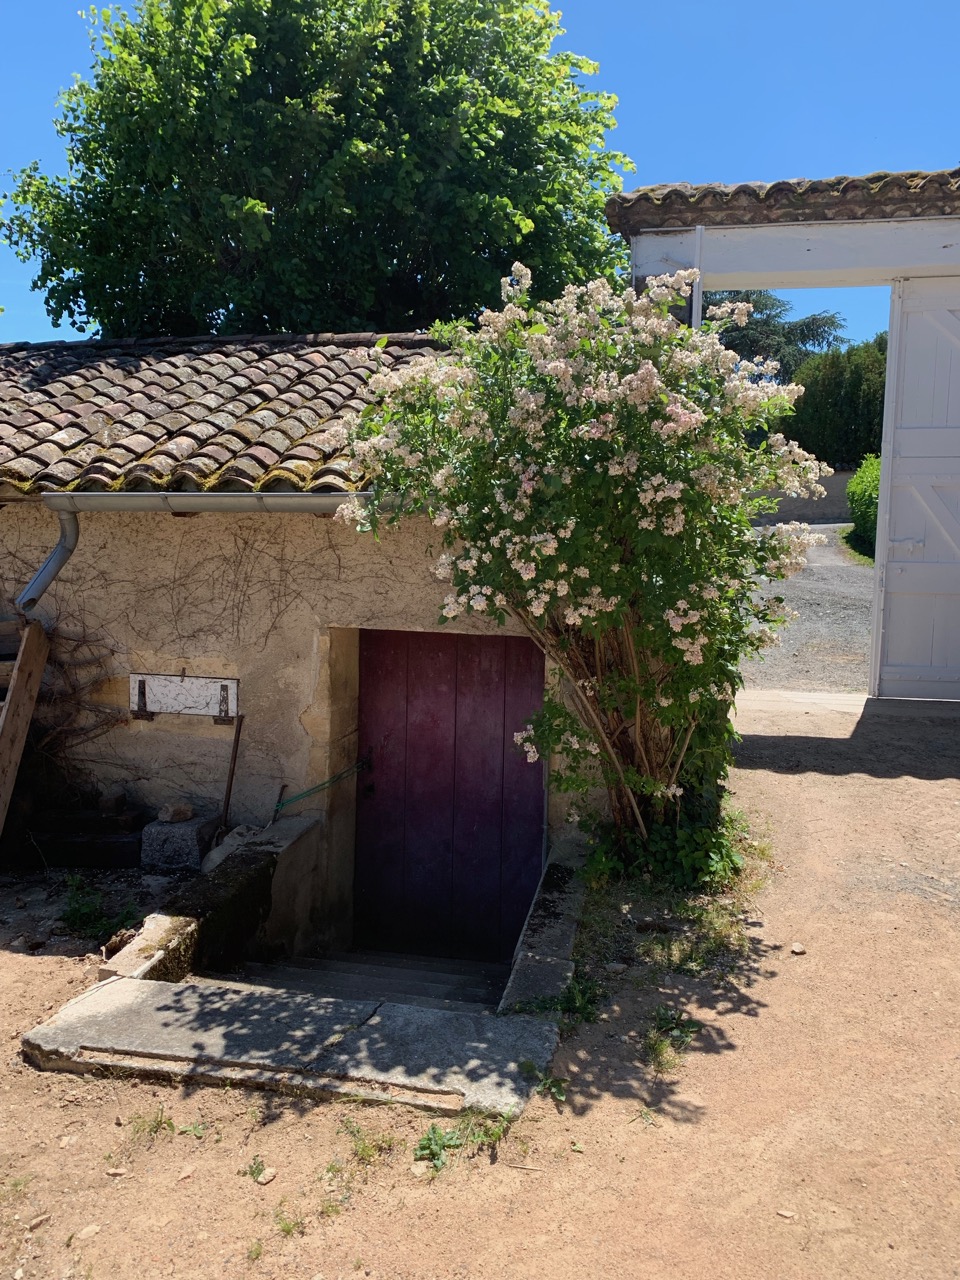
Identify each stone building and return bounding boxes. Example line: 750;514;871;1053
0;333;548;963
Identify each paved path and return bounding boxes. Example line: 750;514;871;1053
743;525;874;692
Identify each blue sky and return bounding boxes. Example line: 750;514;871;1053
2;0;958;345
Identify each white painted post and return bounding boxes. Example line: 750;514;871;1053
868;280;903;698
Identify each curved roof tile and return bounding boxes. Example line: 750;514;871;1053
0;331;441;496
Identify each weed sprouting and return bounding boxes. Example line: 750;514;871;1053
273;1200;306;1237
519;1060;568;1106
61;875;139;943
414;1123;463;1171
508;971;604;1034
642;1004;704;1074
241;1154;266;1181
130;1104;175;1138
460;1109;514;1154
247;1239;263;1261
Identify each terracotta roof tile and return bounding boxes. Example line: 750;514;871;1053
0;331;440;495
606;167;960;234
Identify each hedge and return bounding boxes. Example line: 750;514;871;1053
847;454;882;555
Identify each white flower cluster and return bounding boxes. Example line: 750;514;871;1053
766;433;832;499
663;599;707;665
763;521;828;578
513;726;540;764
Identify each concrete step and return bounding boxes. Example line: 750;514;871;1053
273;954;505;1000
23;975;559;1114
327;949;511;983
234;959;504;1013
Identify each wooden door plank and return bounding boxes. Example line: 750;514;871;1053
354;630;409;949
499;638;546;960
0;622;49;837
403;633;457;955
451;635;506;960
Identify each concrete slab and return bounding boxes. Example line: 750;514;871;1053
22;975;557;1114
324;1002;558;1114
23;977;377;1073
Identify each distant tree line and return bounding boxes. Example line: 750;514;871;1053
706;291;887;469
790;333;887;470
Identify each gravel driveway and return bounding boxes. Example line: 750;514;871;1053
742;524;875;692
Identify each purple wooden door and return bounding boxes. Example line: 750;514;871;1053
354;630;545;962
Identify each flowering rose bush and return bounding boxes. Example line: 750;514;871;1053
336;268;829;884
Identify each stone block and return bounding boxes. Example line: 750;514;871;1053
141;814;218;873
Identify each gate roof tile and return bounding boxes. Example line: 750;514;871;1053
606;168;960;235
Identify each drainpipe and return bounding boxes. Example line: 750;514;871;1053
15;508;80;614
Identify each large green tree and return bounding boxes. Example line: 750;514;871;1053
789;333;888;469
704;290;845;382
4;0;631;337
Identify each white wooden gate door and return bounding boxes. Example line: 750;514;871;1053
876;278;960;698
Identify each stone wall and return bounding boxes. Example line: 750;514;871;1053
755;470;852;525
0;504;525;830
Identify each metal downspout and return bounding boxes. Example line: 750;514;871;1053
15;509;80;614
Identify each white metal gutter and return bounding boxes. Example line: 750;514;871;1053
16;491;369;612
42;491;368;514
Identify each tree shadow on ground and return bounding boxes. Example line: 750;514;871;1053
555;931;778;1122
736;700;960;781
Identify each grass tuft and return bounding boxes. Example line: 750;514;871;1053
339;1116;398;1166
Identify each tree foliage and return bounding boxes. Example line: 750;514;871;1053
338;270;828;884
704;290;845;383
4;0;631;338
789;333;887;469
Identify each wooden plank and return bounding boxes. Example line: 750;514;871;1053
354;630;409;951
499;638;546;961
452;635;506;961
0;660;15;688
0;622;49;837
402;633;457;956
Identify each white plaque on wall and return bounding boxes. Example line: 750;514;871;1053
129;674;239;719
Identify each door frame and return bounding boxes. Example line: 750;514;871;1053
352;627;548;961
629;218;960;698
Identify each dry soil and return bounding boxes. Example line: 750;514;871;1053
2;689;959;1280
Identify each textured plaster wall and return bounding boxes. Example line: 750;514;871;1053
0;504;525;828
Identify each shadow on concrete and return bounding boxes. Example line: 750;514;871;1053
23;972;557;1113
736;700;960;781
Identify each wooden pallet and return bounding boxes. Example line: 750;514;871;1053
0;620;50;837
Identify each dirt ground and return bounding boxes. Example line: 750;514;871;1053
2;689;959;1280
